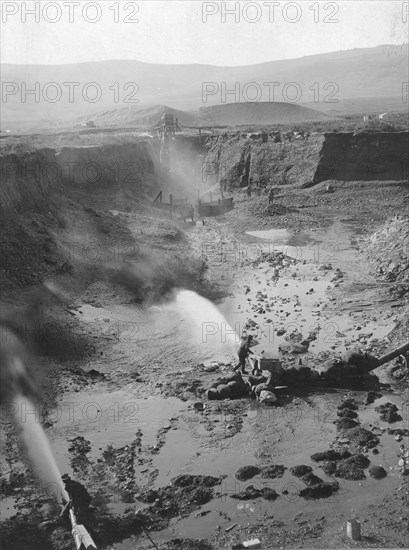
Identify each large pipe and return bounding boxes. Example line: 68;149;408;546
344;341;409;374
69;509;97;550
376;341;409;367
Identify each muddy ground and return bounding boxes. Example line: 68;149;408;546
1;179;408;550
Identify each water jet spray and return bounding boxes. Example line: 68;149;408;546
0;326;97;549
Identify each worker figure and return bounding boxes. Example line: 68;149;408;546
268;187;275;205
61;474;92;524
233;335;254;374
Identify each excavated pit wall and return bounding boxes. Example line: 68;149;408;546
204;131;409;191
0;141;156;212
1;131;408;288
0;140;158;288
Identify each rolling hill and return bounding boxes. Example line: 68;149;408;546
74;102;332;128
1;44;407;129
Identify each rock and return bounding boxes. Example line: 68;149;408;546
231;485;279;501
342;454;371;469
337;408;358;419
217;384;232;399
375;402;402;423
311;449;351;462
206;388;221;400
299;481;339;499
335;463;366;481
301;472;323;486
260;464;286;479
344;427;379;447
227;381;248;398
369;466;387;479
235;465;261;481
364;391;382;405
321;461;337;475
290;465;313;477
334;418;360;431
338;399;359;411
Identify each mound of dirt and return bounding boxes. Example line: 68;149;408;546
321;461;337;475
311;449;351;462
369;466;387;479
260;464;286;479
235;465;261;481
362;216;409;294
338;399;359;411
231;484;279;501
290;465;313;477
334;417;360;431
335;463;366;481
337;408;359;419
301;472;324;486
375;402;403;423
344;427;379;448
299;481;339;499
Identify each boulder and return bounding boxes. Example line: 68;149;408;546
217;384;232;399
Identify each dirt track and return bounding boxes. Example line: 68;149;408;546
1;177;408;549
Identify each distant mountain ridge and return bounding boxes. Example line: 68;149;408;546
1;44;407;128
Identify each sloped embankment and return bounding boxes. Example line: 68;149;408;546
204;131;409;191
0;140;158;289
363;217;409;293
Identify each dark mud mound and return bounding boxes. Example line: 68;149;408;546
342;454;371;469
344;426;379;448
136;475;223;529
299;481;339;499
321;461;337;475
260;464;286;479
338;398;359;411
369;466;387;479
334;417;360;430
364;390;382;405
375;402;402;423
301;472;324;486
235;465;261;481
335;463;366;481
290;465;313;477
337;408;358;419
231;484;279;501
311;449;351;462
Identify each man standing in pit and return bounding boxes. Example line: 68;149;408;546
233;335;254;374
268;187;275;206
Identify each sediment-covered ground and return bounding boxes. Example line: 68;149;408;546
0;130;408;550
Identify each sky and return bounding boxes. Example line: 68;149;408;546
1;0;408;66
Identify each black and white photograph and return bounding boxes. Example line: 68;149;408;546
0;1;408;549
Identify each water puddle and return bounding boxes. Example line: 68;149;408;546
48;391;188;475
